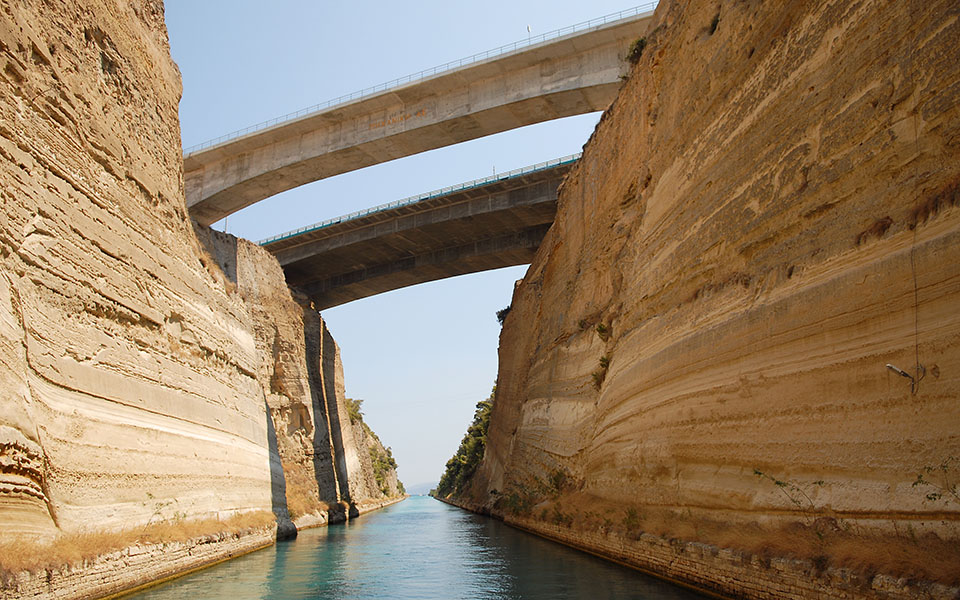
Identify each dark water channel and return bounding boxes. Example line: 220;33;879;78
125;496;705;599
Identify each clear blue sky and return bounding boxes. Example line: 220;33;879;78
164;1;653;489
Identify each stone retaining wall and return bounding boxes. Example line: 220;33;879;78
355;494;407;517
291;494;406;530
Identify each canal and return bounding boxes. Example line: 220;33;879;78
126;496;705;599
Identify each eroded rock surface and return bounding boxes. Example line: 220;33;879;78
0;0;401;553
0;0;278;536
199;230;403;528
467;0;960;587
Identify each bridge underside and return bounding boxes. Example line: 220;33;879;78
298;225;549;310
264;163;571;309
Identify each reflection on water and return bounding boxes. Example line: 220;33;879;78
126;496;704;599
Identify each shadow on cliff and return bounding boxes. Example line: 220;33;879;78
193;225;297;539
193;223;357;524
265;399;298;540
304;306;356;522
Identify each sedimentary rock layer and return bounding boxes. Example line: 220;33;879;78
0;0;401;555
470;0;960;585
0;0;277;536
200;231;403;528
9;526;275;600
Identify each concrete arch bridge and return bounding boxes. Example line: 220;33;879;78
186;5;655;304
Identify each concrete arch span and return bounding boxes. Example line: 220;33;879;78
184;10;653;226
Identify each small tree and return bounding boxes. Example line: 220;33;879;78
346;397;364;424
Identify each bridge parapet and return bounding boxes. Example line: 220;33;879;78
259;153;581;247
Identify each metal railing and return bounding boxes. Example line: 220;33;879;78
258;153;582;246
184;3;657;156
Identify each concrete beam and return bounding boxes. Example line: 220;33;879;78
184;11;652;225
300;225;551;310
262;160;572;309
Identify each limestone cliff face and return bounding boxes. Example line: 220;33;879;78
349;415;403;502
473;0;960;568
0;0;400;546
200;231;403;526
0;0;280;537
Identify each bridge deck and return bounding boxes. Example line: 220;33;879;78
263;157;578;309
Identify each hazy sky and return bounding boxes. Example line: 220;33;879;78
164;1;655;488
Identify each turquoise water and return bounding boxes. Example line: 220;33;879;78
125;496;704;599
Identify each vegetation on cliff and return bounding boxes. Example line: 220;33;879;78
346;398;405;496
346;397;365;424
433;387;494;498
369;444;402;495
625;36;646;64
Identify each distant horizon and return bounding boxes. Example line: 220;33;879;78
405;481;440;496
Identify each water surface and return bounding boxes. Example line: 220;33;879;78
126;496;704;599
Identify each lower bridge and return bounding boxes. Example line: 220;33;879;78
260;155;579;310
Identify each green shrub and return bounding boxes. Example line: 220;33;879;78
591;370;606;389
369;445;398;495
549;468;568;495
346;397;364;424
552;506;573;526
496;485;537;517
434;386;496;498
595;323;610;340
626;37;646;63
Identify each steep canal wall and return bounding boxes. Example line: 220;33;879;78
454;0;960;596
197;229;405;530
0;1;401;597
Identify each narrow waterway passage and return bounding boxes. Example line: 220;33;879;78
126;496;705;599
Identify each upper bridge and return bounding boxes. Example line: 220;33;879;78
184;6;654;225
261;155;578;310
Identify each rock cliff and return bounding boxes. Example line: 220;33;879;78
0;0;280;538
0;0;400;580
463;0;960;591
347;403;404;503
199;230;404;527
